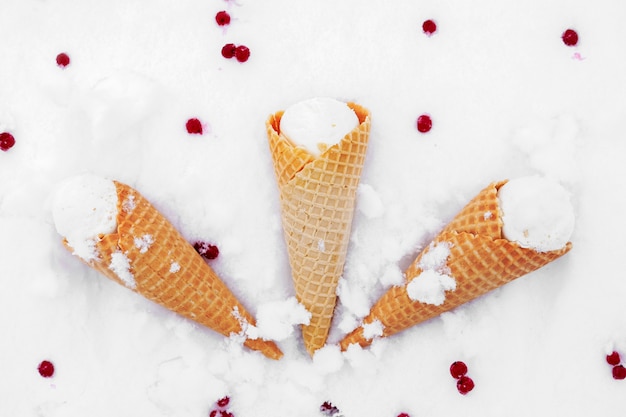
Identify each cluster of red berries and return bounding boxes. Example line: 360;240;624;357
0;132;15;152
221;43;251;62
194;241;220;260
209;396;234;417
215;10;251;62
606;351;626;380
38;360;55;378
450;361;474;395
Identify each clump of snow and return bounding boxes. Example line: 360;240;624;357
109;251;135;289
169;262;181;273
51;174;118;261
279;97;359;156
406;241;456;305
362;320;384;340
498;176;575;252
134;234;154;254
407;270;457;306
253;297;311;341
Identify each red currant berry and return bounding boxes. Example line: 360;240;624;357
209;410;218;417
0;132;16;151
562;29;579;47
219;411;233;417
457;375;474;394
194;242;220;260
613;365;626;380
221;43;237;59
186;118;203;135
56;52;70;67
450;361;468;379
38;360;55;378
216;396;230;408
416;114;432;133
607;351;621;366
422;19;437;35
215;11;231;26
235;45;250;63
397;413;411;417
320;401;339;415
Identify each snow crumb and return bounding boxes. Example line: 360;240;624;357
406;270;456;305
134;234;154;254
418;241;452;271
109;251;136;289
254;297;311;341
484;211;493;220
318;239;326;252
362;320;384;340
122;195;136;212
169;262;180;273
357;183;384;219
231;306;260;341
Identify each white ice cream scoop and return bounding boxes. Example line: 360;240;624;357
279;97;359;157
498;176;575;252
52;174;118;261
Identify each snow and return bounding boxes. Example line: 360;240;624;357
109;251;136;289
2;0;626;416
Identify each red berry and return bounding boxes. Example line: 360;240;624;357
416;114;432;133
186;118;203;135
450;361;468;379
456;375;474;394
216;396;230;408
562;29;579;46
38;360;55;378
397;413;411;417
0;132;16;151
56;52;70;67
194;242;220;260
210;411;218;417
422;19;437;35
215;11;231;26
235;45;250;63
613;365;626;380
221;43;237;59
320;401;339;415
219;412;233;417
607;351;621;366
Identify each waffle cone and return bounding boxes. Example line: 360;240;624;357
267;102;371;356
339;180;572;350
62;181;283;360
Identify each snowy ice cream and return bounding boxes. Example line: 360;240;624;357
279;97;359;157
52;174;118;261
498;176;575;252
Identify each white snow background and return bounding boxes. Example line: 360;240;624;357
1;0;626;416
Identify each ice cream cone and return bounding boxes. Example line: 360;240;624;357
339;180;572;350
61;180;283;360
267;102;371;356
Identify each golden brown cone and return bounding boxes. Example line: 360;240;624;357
62;181;283;360
267;102;371;356
339;180;572;350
